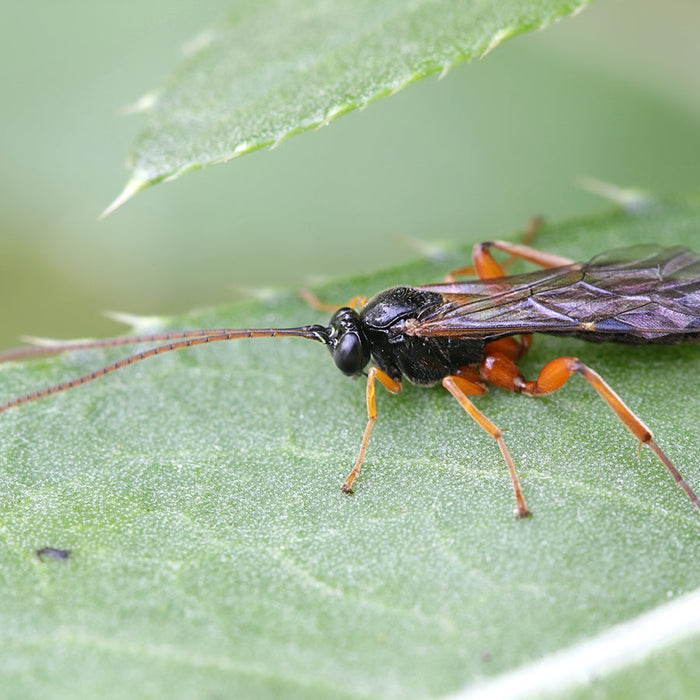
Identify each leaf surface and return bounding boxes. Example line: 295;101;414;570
107;0;592;211
2;198;700;697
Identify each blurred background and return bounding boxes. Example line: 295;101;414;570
1;0;699;350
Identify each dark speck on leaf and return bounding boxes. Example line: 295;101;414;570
36;547;71;561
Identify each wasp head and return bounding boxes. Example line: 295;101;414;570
324;308;371;376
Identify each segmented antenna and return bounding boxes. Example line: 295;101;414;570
0;326;328;415
0;329;249;363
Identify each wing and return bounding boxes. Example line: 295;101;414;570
409;245;700;342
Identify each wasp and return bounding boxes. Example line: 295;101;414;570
2;240;700;518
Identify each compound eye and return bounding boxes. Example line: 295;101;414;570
333;332;367;376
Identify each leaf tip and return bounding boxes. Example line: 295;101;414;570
100;177;149;219
571;2;591;18
389;75;417;97
388;233;454;262
103;310;171;331
481;27;517;59
182;28;217;57
228;285;283;302
577;177;657;214
116;91;160;117
233;141;255;157
438;59;459;80
19;335;82;348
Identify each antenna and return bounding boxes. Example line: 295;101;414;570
0;326;329;415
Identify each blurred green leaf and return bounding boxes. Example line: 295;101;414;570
2;197;700;698
107;0;592;212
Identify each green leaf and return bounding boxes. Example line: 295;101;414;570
2;197;700;698
106;0;592;213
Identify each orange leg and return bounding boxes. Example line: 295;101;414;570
471;239;575;279
300;289;368;313
478;352;700;513
483;335;532;363
442;374;530;518
444;218;574;282
342;367;401;493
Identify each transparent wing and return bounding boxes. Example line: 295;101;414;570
410;245;700;341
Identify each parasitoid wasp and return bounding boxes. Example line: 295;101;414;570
2;239;700;518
